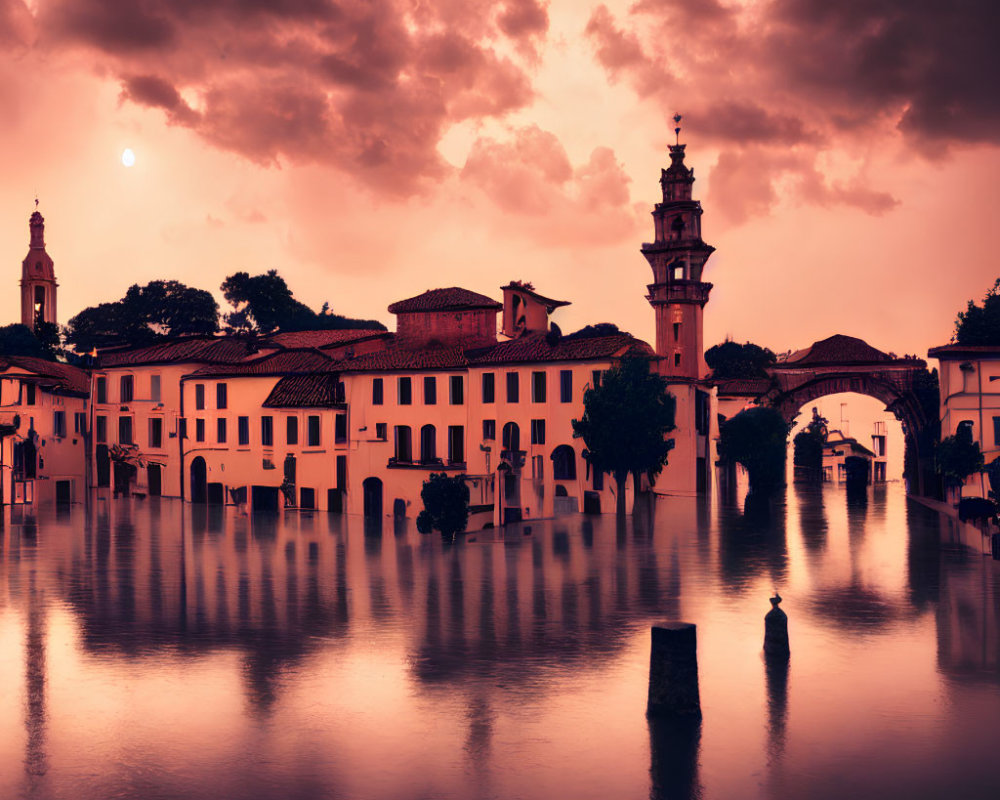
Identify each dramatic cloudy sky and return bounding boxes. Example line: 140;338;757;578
1;0;997;358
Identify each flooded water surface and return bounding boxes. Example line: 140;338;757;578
1;486;999;799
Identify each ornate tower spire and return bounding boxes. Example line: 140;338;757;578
21;203;58;330
642;119;714;379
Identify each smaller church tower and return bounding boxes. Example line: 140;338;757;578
642;117;714;379
20;203;58;330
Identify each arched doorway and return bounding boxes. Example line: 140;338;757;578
190;457;207;504
551;445;577;480
363;477;383;519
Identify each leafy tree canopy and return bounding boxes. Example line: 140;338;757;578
0;324;57;361
935;423;984;489
221;269;386;334
718;406;790;496
793;407;828;471
416;473;470;538
572;357;676;515
65;280;219;351
955;278;1000;345
705;339;777;379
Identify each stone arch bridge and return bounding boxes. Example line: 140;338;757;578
717;335;935;493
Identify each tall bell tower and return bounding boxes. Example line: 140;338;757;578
20;202;58;330
642;117;714;379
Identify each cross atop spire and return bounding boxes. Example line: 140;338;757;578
673;113;682;146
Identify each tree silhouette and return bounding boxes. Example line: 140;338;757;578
955;278;1000;345
719;407;790;498
572;357;676;516
416;473;470;539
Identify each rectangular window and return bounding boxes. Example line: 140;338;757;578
53;410;66;438
398;377;412;405
335;413;347;444
96;376;107;404
531;371;546;403
424;376;437;405
994;417;1000;447
482;372;495;403
483;419;496;440
150;374;161;403
287;416;298;445
530;419;546;445
560;370;572;403
120;375;134;403
179;418;187;440
238;416;250;446
74;412;86;434
450;375;464;405
448;425;464;464
394;426;412;462
195;418;206;442
375;422;387;440
592;370;602;389
95;415;107;443
372;378;384;405
673;322;681;342
674;353;681;367
118;416;133;444
216;383;228;409
307;415;321;447
300;487;316;509
261;416;273;447
195;384;205;410
25;383;36;405
506;372;519;403
149;417;163;448
216;418;226;444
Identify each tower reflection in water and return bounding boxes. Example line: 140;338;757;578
0;489;998;799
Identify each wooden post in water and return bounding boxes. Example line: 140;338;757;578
764;593;790;658
646;622;701;718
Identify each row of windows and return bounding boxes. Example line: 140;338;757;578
95;374;165;405
393;425;465;465
94;414;330;448
373;370;592;406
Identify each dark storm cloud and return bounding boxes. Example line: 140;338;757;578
32;0;548;193
587;0;993;223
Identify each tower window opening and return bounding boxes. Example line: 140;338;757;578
673;323;681;342
672;263;685;281
674;353;681;367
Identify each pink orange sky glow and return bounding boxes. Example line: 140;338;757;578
1;0;997;361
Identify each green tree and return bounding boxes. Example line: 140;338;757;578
65;280;219;351
705;339;777;379
416;473;471;539
792;407;828;475
718;407;790;498
572;357;676;516
0;324;57;360
935;423;984;495
954;278;1000;345
221;269;386;334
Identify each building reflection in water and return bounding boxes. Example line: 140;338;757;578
2;489;1000;799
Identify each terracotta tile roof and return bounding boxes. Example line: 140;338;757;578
928;344;1000;359
0;356;90;396
387;287;502;314
780;335;893;367
262;329;389;350
336;346;469;372
500;283;571;310
263;374;343;408
189;349;338;377
714;377;773;396
467;332;654;365
99;337;255;368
